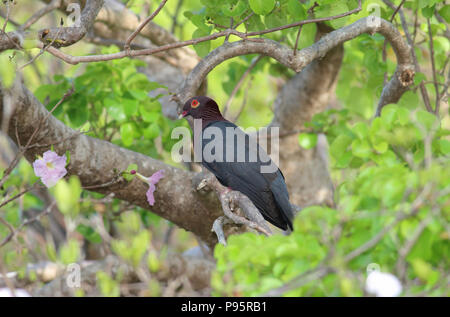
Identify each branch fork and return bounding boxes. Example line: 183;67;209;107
195;174;272;245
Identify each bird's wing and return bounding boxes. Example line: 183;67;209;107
201;121;290;229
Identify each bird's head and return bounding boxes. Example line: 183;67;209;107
179;96;222;120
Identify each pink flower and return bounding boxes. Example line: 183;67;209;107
33;150;67;188
134;170;165;206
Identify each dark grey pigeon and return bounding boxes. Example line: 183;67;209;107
180;96;294;231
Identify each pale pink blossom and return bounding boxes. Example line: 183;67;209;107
33;151;67;188
133;169;165;206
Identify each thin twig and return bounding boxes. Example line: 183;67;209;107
427;18;440;114
395;214;433;281
1;0;11;34
293;25;303;55
382;0;406;85
124;0;168;50
19;22;64;70
0;182;40;209
223;55;263;116
17;201;56;231
0;0;21;50
232;75;253;123
383;0;433;113
20;0;60;31
234;12;254;29
170;0;184;34
390;0;406;22
0;216;14;247
344;184;431;262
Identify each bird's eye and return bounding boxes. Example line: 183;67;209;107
191;99;200;108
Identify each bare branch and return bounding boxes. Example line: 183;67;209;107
223;55;263;117
20;0;61;31
124;0;168;50
427;18;440;114
175;18;413;117
382;0;433;114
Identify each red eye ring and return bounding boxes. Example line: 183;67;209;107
191;99;199;108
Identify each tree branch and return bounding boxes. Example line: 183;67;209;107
174;17;413;116
0;79;222;246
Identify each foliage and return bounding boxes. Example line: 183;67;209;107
214;104;449;296
0;0;448;297
211;0;449;296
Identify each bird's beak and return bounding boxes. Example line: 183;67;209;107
178;110;188;119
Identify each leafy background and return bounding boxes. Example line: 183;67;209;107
0;0;448;296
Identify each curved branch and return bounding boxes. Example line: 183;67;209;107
175;17;414;116
0;0;103;50
37;0;104;47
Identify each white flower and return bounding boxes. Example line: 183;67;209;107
365;271;402;297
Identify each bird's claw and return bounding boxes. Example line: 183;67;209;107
197;178;209;191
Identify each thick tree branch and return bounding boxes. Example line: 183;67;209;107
0;79;222;246
37;0;103;47
0;0;103;50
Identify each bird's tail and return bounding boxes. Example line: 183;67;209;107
270;182;294;231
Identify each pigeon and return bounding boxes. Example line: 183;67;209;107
180;96;294;231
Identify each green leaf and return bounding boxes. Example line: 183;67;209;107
0;53;16;88
221;0;248;17
76;224;102;244
122;98;139;117
129;90;148;101
105;98;126;122
53;176;82;217
438;5;450;23
414;72;427;85
184;11;211;33
411;258;439;285
249;0;275;15
422;5;436;19
330;134;353;159
144;122;160;139
120;123;135;146
439;139;450;155
380;104;398;125
287;0;307;21
192;28;211;58
352;122;369;139
373;141;388;153
298;133;318;149
59;239;81;264
352;139;372;158
415;109;438;131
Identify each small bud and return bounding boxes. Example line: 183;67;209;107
130;170;136;175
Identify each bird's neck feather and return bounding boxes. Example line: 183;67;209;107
201;105;226;128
